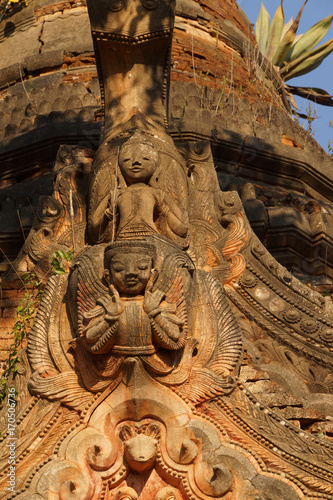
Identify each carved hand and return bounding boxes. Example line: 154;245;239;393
158;190;188;237
155;188;165;207
105;206;116;221
144;289;166;317
97;285;124;320
144;271;165;316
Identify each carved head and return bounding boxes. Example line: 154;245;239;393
120;422;159;473
124;434;157;472
119;131;160;185
104;241;156;296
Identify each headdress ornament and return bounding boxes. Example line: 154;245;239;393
104;240;156;268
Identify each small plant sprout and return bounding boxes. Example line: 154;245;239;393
0;272;43;404
51;250;74;275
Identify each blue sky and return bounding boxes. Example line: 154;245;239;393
239;0;333;154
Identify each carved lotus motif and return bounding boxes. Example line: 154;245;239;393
300;318;320;333
319;328;333;343
283;308;301;324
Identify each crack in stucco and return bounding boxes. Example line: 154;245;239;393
38;20;45;54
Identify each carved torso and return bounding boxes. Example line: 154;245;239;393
116;184;158;240
113;296;155;355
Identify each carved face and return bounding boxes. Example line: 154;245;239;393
110;252;152;295
124;434;158;472
119;141;159;185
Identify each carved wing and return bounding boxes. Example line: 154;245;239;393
150;252;188;349
193;270;243;373
27;273;94;410
178;269;243;403
28;274;68;374
71;246;109;337
179;368;238;403
87;146;119;243
153;157;189;247
207;273;243;375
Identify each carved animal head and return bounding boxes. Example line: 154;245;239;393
120;422;159;472
123;434;157;472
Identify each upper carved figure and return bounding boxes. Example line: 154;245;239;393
88;128;189;246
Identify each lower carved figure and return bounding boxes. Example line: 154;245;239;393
80;241;186;356
26;234;244;402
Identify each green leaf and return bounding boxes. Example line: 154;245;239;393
287;13;333;63
256;2;270;54
56;250;66;259
273;0;307;66
266;1;285;60
53;268;66;275
282;38;333;81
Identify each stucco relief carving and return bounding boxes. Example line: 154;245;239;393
21;131;247;497
7;145;92;277
3;0;333;497
28;234;243;405
88;118;189;247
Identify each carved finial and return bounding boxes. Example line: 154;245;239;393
86;0;176;131
155;486;178;500
114;486;138;500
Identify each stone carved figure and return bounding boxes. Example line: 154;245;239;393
66;235;243;398
78;240;186;357
88;125;189;247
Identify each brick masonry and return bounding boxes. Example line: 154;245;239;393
0;279;37;364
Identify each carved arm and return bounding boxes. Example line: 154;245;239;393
157;190;188;238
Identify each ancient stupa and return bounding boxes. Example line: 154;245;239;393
1;0;333;499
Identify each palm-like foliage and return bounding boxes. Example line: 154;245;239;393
255;1;333;107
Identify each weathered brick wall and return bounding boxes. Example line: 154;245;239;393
171;0;286;112
0;279;37;370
